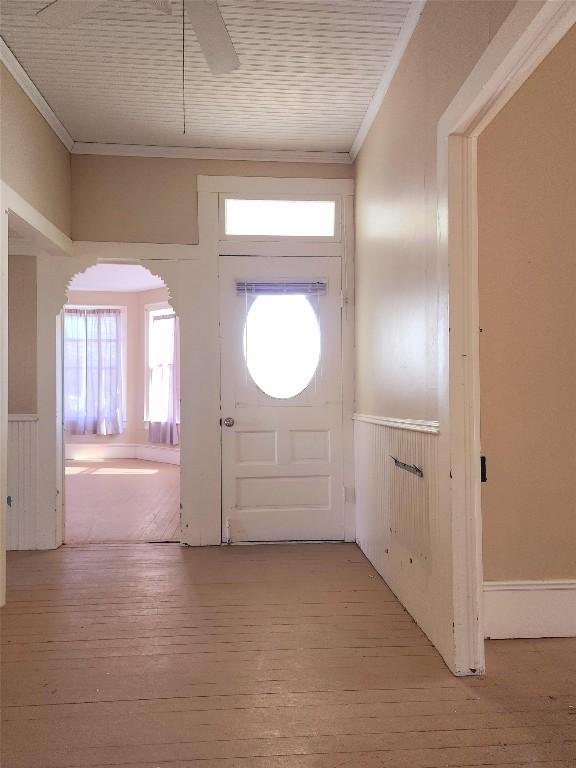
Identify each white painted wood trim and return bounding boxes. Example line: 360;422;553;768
437;0;576;675
73;241;202;260
72;142;352;165
341;194;356;543
353;414;440;435
2;183;73;257
484;581;576;639
65;442;180;465
485;579;576;592
65;443;138;461
0;203;7;603
355;417;442;654
6;416;40;551
439;0;576;140
217;241;344;258
350;1;426;159
0;37;74;151
8;414;38;422
197;176;354;195
137;444;180;465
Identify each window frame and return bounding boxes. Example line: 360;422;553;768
64;304;128;420
144;301;178;424
219;194;342;243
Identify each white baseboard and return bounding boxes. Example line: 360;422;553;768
135;444;180;465
483;580;576;639
66;442;180;466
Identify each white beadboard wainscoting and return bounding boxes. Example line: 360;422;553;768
484;581;576;639
65;443;180;465
7;414;39;550
354;414;442;645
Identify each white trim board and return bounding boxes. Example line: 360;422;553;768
434;0;576;677
353;413;440;435
0;37;74;151
198;176;354;195
8;414;38;422
484;581;576;639
73;241;202;261
72;142;352;165
3;183;73;257
350;1;426;159
66;443;180;466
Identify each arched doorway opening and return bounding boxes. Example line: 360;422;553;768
62;263;181;544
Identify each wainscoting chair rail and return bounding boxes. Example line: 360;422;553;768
353;413;440;434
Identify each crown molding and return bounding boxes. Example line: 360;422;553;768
350;1;426;160
0;34;351;165
71;141;352;165
0;36;74;151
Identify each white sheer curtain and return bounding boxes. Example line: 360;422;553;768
148;312;180;445
64;308;124;435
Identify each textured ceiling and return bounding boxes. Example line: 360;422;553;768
0;0;414;152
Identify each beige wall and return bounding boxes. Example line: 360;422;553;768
71;155;354;243
354;0;514;420
1;60;350;245
478;25;576;581
0;64;71;235
65;286;170;446
8;254;37;413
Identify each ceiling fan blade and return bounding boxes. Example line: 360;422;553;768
184;0;239;75
36;0;107;27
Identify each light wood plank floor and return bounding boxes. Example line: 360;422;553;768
65;459;180;543
1;543;575;767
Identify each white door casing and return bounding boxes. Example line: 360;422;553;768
437;1;576;673
220;256;344;542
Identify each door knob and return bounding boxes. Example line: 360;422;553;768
223;417;235;427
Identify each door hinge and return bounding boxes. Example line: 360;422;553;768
480;456;487;483
343;486;356;504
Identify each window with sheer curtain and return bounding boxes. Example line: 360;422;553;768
146;308;180;445
63;308;125;435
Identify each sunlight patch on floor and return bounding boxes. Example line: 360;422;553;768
65;459;180;543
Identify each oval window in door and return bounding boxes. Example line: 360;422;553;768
244;295;321;399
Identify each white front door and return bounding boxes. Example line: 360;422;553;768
220;257;344;542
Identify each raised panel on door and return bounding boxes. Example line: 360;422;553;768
220;257;343;542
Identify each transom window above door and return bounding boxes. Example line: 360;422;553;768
223;198;338;239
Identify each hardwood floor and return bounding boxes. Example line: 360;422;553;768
65;459;180;543
1;543;575;767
